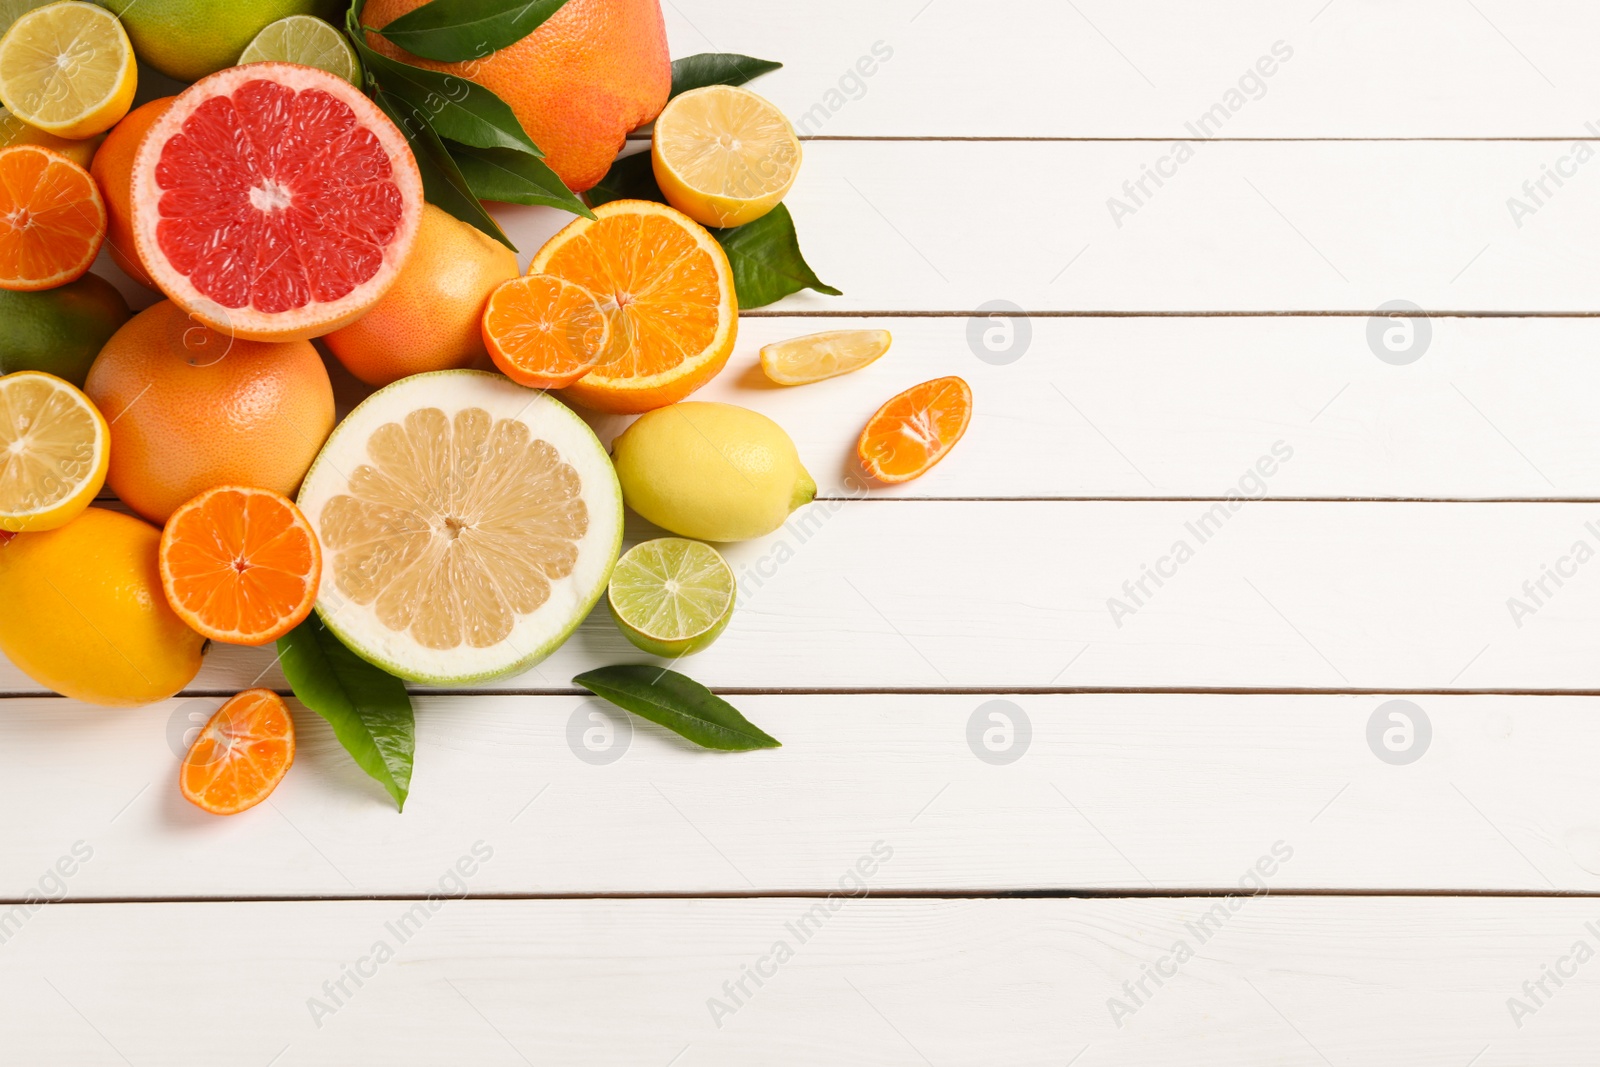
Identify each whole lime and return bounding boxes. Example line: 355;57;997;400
0;273;130;386
99;0;338;81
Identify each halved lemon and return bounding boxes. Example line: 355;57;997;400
607;538;735;658
0;369;107;532
0;1;135;139
760;329;892;385
297;370;623;685
651;85;801;229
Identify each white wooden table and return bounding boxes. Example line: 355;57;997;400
7;1;1600;1061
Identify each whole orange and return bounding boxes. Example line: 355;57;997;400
323;203;518;386
90;96;175;290
84;301;336;523
362;0;670;193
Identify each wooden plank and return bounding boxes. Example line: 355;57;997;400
2;897;1594;1063
2;692;1596;897
6;499;1600;695
665;0;1600;139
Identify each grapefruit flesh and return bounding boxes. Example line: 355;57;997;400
130;63;422;342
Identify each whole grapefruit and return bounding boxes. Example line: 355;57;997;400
84;301;336;524
362;0;670;192
323;203;518;386
91;96;175;290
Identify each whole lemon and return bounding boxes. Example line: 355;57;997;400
611;402;815;542
0;508;205;705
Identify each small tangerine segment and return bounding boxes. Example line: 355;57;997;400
483;273;611;389
180;688;296;816
160;485;322;646
857;376;973;484
0;146;107;292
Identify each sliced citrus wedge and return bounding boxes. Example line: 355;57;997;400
180;688;296;816
608;537;735;657
0;369;107;532
483;273;610;389
857;376;973;484
652;85;801;229
529;199;736;414
761;329;892;385
0;1;135;139
159;485;322;646
0;144;105;291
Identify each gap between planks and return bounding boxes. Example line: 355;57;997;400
20;686;1600;700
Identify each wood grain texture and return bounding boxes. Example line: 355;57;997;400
0;692;1594;897
2;897;1595;1064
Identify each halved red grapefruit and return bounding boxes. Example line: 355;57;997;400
130;63;423;342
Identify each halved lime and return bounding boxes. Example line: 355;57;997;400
608;538;735;657
238;15;360;87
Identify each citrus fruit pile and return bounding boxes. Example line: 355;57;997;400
0;0;972;815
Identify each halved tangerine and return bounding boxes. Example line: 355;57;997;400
483;273;611;389
180;688;296;816
857;376;973;484
159;485;322;646
0;145;106;292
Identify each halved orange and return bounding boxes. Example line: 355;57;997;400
857;376;973;483
483;273;611;389
159;485;322;646
180;688;295;816
0;145;106;291
529;199;737;414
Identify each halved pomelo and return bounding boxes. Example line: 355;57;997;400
130;62;423;342
297;370;623;685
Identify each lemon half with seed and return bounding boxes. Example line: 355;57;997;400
608;537;735;657
0;369;108;532
239;15;360;86
0;1;135;139
652;85;801;229
296;370;622;685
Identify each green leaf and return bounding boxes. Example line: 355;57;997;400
374;0;569;62
454;144;594;218
710;204;841;308
574;666;781;751
670;53;782;98
584;150;661;207
370;87;516;249
278;616;416;811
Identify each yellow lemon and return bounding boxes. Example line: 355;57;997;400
0;507;205;704
651;85;800;229
0;1;136;139
760;329;892;385
0;370;108;532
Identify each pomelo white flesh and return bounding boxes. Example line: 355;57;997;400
297;370;623;685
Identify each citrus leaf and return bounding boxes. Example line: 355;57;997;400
710;204;841;308
670;53;782;98
370;87;516;250
574;666;781;751
454;144;594;218
278;616;415;811
585;150;661;206
359;46;540;155
373;0;569;62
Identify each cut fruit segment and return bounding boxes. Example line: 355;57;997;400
0;1;135;139
297;370;624;685
159;485;322;647
180;688;296;816
608;537;735;658
130;62;423;342
0;144;105;291
529;199;737;415
761;329;892;385
483;273;610;390
857;375;973;484
239;16;361;86
0;369;107;532
652;85;801;229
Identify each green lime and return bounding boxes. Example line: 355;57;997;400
98;0;333;82
0;273;130;387
607;538;736;658
0;0;49;38
239;15;360;86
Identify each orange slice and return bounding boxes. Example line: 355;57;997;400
483;273;611;389
0;145;106;291
857;376;973;483
180;688;295;815
159;485;322;646
529;199;736;414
